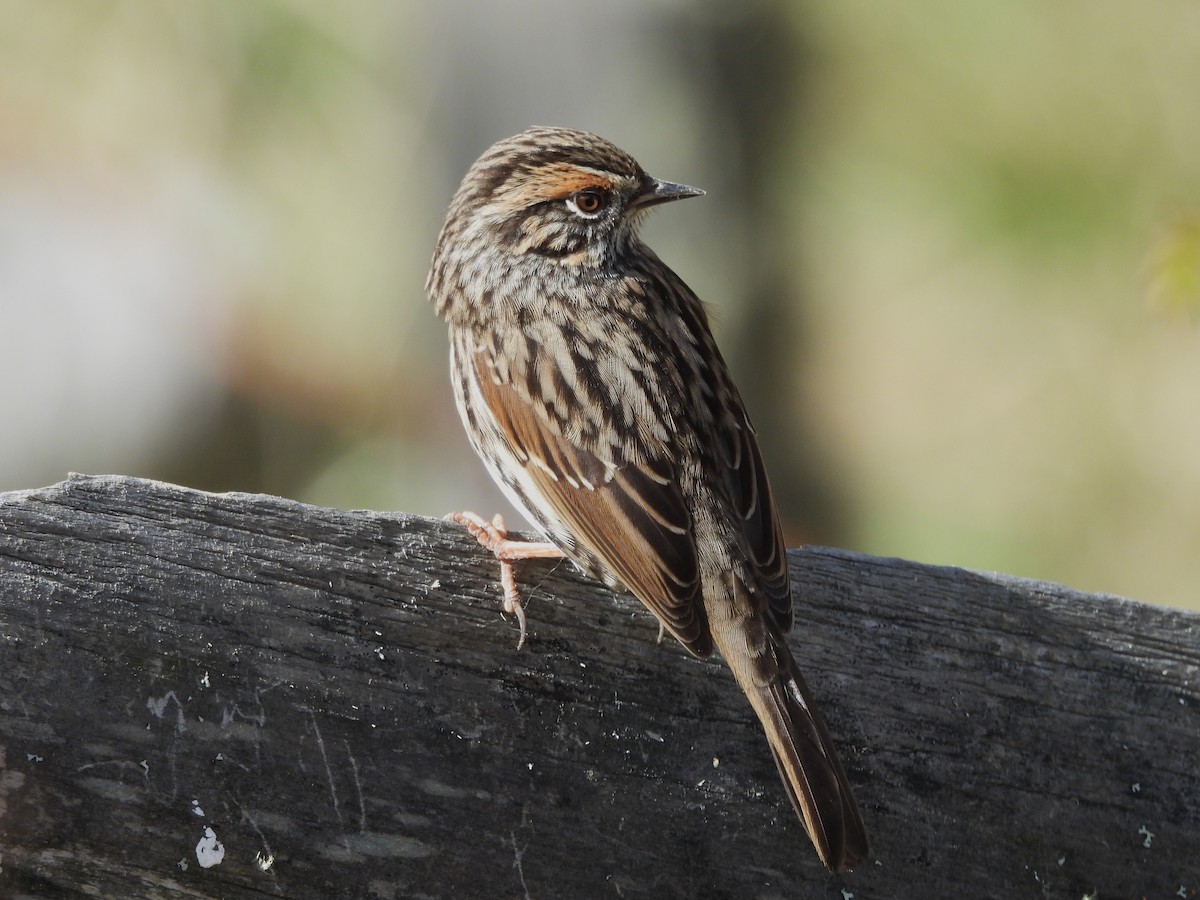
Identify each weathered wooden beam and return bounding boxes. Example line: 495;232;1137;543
0;474;1196;898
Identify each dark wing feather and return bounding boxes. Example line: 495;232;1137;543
716;398;793;631
662;266;792;628
471;351;711;656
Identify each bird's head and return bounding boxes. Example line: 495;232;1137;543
435;126;703;271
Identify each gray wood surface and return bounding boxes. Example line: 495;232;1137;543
0;474;1196;899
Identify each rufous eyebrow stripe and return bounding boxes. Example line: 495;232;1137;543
528;162;616;199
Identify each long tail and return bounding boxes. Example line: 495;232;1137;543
710;617;869;871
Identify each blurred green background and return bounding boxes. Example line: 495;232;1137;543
2;1;1197;611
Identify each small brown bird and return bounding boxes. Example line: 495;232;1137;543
426;126;868;871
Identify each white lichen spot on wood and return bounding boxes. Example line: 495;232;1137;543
196;827;225;868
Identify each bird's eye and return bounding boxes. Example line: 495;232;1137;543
568;190;607;217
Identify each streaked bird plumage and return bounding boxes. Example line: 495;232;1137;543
426;126;868;870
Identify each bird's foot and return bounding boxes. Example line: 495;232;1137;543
449;511;564;650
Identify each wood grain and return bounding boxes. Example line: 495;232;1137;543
0;474;1197;898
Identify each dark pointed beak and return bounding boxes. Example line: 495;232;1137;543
631;176;705;210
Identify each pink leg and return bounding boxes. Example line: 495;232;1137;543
450;511;565;649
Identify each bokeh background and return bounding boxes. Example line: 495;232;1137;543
2;1;1197;611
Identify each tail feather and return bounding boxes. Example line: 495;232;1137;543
712;620;869;871
765;660;870;870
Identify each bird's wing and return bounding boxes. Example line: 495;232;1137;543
714;398;793;631
468;347;711;656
